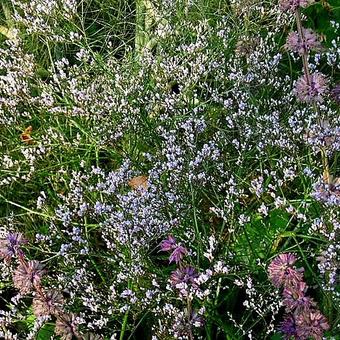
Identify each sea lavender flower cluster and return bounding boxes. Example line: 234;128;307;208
311;176;340;206
305;120;340;151
268;253;329;339
11;0;78;40
0;0;339;338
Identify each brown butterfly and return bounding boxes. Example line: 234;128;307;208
128;175;148;190
20;126;33;144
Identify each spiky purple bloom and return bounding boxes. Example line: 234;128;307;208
170;266;198;287
33;289;64;316
282;281;315;312
55;313;80;339
0;232;27;263
159;235;177;251
331;84;340;104
286;29;322;55
280;314;298;339
160;235;188;263
294;72;328;103
13;260;45;294
268;253;304;288
296;310;330;340
279;0;314;12
169;245;188;264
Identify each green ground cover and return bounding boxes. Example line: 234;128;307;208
0;0;339;339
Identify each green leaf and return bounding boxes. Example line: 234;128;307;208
36;323;55;340
1;3;12;22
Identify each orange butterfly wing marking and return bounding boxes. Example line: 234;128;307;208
20;126;33;144
128;175;149;190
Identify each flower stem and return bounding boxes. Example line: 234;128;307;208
295;9;311;85
120;309;129;340
187;295;194;340
295;9;330;184
321;147;330;183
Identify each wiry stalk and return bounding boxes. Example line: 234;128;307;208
295;8;330;183
187;295;194;340
295;9;311;85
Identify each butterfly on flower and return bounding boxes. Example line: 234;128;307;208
20;126;33;144
128;175;149;190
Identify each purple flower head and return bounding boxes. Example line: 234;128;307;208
268;253;304;288
331;84;340;104
280;314;298;339
294;72;328;103
0;232;27;263
296;310;330;340
160;235;177;252
282;281;315;312
55;313;80;339
169;245;188;264
13;260;45;294
160;235;188;264
279;0;314;12
170;266;198;287
286;28;322;55
33;289;64;317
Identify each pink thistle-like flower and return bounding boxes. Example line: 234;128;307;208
296;309;330;340
160;235;188;264
282;281;315;312
170;266;198;287
280;314;298;339
169;245;188;264
55;313;80;340
13;260;45;294
33;289;64;317
159;235;177;252
279;0;314;12
0;232;27;263
286;28;322;55
268;253;304;288
294;72;328;103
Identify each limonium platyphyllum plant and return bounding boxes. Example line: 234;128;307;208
0;0;339;339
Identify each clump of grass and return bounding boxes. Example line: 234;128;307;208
0;0;339;339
